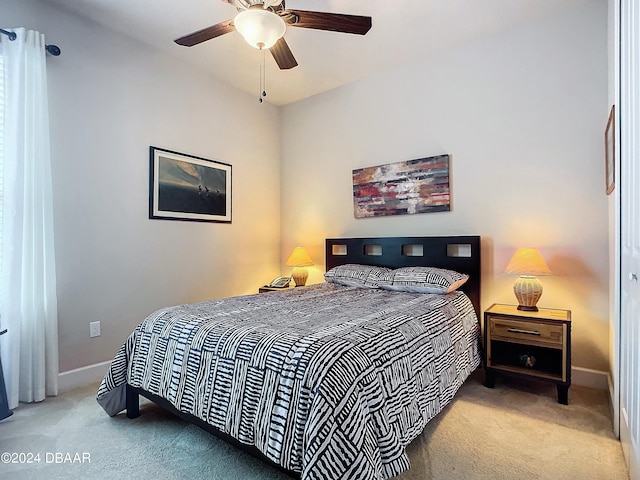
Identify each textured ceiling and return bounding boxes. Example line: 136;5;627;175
41;0;590;106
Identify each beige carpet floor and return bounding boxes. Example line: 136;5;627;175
0;370;628;479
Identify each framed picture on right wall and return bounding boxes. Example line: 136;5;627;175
605;105;615;195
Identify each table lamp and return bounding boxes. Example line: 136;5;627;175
504;247;552;311
285;247;314;287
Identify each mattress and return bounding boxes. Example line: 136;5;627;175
97;283;481;479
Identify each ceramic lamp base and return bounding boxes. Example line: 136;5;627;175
291;267;308;287
513;275;543;311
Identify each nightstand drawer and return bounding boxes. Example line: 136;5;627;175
488;317;563;345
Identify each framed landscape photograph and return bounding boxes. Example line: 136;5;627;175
605;105;615;195
149;146;232;223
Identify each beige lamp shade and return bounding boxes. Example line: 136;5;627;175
504;248;551;311
285;247;314;287
504;248;552;276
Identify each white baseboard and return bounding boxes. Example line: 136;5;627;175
571;366;609;390
608;372;615;408
58;360;111;392
608;372;620;438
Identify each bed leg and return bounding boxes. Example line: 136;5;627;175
126;384;140;419
484;370;495;388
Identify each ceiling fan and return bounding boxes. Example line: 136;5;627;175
175;0;372;70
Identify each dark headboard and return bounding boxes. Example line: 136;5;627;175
325;236;481;318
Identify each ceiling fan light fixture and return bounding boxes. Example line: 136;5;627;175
234;8;286;50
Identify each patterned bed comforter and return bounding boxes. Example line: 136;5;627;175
97;283;481;480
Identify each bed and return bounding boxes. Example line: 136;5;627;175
97;235;482;479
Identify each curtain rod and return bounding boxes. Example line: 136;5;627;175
0;28;61;56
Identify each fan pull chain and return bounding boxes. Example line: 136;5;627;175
258;50;267;104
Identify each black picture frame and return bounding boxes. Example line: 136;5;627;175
149;146;232;223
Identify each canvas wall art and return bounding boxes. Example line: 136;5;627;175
149;146;232;223
352;154;450;218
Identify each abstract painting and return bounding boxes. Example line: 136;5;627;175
149;146;232;223
352;154;450;218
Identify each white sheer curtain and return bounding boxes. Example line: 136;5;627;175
0;28;58;409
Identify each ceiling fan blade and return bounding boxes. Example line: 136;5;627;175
175;20;235;47
270;37;298;70
285;9;372;35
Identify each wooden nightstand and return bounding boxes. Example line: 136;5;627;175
484;303;572;404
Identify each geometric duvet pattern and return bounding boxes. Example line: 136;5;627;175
97;284;481;480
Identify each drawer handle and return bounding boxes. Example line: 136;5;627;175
507;328;541;336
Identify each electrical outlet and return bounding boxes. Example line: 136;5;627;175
89;321;101;338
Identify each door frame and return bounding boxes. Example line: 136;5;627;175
616;1;640;478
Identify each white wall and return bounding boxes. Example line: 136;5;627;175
281;1;609;371
3;0;610;376
4;0;283;372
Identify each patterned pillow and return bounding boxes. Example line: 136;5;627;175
378;266;469;294
324;264;391;289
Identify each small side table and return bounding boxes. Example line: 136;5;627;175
484;303;572;404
